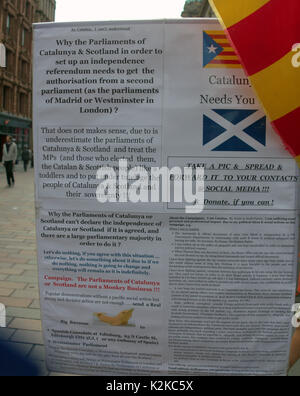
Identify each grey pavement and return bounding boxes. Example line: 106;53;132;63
0;164;74;376
0;164;299;376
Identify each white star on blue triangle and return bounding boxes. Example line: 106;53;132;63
203;31;224;67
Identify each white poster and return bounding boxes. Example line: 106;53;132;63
33;19;299;376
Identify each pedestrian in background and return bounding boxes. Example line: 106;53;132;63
22;145;31;172
2;135;17;187
13;138;18;165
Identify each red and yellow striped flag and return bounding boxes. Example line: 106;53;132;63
209;0;300;167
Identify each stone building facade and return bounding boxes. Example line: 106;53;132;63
181;0;214;18
0;0;55;160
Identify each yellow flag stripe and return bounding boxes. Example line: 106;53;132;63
250;51;300;121
214;39;230;44
206;30;226;35
216;55;239;60
205;64;242;69
209;0;271;28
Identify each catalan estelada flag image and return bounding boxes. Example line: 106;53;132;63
209;0;300;167
203;30;242;68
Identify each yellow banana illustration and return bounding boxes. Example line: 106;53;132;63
94;308;134;326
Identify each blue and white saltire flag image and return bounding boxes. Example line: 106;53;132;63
203;109;266;152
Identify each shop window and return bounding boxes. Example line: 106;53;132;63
25;1;31;19
6;49;15;73
6;14;11;35
3;86;12;112
19;92;28;115
5;14;15;38
21;28;31;50
19;59;29;81
21;28;25;46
